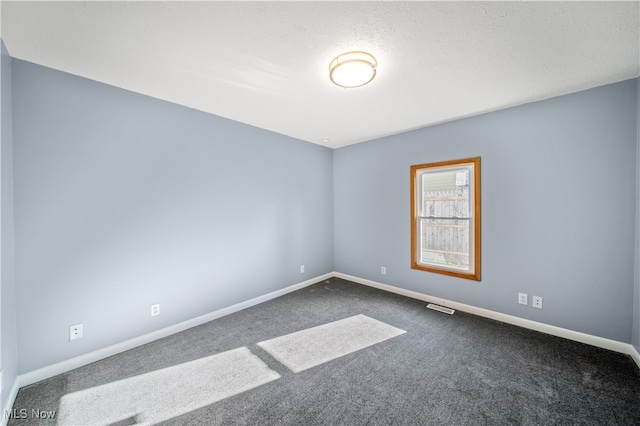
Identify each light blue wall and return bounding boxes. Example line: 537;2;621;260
634;77;640;353
6;55;639;376
12;59;334;373
1;40;18;413
335;79;638;343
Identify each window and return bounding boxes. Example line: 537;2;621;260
411;157;481;281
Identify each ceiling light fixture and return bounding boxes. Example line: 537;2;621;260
329;51;377;88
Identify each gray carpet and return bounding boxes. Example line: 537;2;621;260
57;347;280;425
257;314;405;373
9;277;640;425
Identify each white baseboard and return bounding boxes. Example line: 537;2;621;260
335;272;640;369
14;270;640;395
1;379;21;426
631;345;640;370
18;273;333;388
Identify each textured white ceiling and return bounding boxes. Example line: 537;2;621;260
2;1;639;148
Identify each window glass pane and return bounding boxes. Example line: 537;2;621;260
419;218;470;271
420;168;471;219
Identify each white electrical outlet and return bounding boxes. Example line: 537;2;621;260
532;296;543;309
300;265;305;273
381;266;387;275
518;293;528;305
151;304;160;316
69;324;83;341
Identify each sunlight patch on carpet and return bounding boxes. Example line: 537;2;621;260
257;314;406;373
58;347;280;426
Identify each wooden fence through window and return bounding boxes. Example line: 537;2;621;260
421;190;470;268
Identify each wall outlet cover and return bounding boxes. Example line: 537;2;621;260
518;293;528;305
69;324;83;341
532;296;543;309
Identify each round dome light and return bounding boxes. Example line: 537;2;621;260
329;51;377;88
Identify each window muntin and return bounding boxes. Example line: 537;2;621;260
411;157;481;281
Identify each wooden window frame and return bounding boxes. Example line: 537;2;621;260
411;157;481;281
